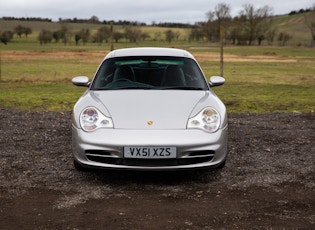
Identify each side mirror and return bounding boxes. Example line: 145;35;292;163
209;76;225;87
72;76;90;87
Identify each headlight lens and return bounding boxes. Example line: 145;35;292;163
80;107;113;132
187;107;220;133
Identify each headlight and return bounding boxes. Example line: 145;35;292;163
187;107;220;133
80;107;113;132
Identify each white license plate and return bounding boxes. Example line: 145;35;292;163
124;147;176;159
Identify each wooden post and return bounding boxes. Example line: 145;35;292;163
110;22;114;51
220;26;224;77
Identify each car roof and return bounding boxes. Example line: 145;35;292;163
104;47;196;60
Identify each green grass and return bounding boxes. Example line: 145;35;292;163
0;82;86;111
214;83;315;113
0;35;314;113
1;58;99;82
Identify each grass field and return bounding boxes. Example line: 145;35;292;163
1;43;314;113
1;14;315;113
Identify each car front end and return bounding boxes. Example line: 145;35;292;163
71;47;228;171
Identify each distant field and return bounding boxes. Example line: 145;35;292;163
1;13;314;113
1;11;314;46
0;44;314;113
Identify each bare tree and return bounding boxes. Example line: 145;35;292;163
24;27;32;38
278;32;292;46
14;25;24;38
205;3;231;41
189;26;205;42
238;4;273;45
38;30;53;45
0;30;13;45
304;11;315;45
214;3;231;28
79;29;90;45
113;31;123;43
52;30;62;43
59;23;71;45
164;29;175;43
125;27;142;43
74;29;90;46
92;27;111;45
265;29;277;45
206;3;231;77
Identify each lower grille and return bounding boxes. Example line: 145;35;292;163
85;150;215;167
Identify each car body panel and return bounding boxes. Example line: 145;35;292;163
72;47;228;171
72;125;228;170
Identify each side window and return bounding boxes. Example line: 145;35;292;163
92;61;115;89
183;60;207;88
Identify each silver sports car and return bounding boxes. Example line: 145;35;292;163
72;47;228;171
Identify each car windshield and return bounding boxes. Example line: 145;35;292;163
91;56;208;90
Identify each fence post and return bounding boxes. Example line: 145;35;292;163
220;26;224;78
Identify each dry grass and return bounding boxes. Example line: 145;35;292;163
2;49;298;64
2;50;106;63
1;47;314;112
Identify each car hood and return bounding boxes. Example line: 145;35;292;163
92;90;215;130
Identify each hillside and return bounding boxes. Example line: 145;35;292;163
272;11;315;45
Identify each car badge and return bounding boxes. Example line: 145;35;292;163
147;120;153;125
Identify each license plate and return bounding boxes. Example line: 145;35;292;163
124;147;176;159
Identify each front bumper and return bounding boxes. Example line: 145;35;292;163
72;125;228;171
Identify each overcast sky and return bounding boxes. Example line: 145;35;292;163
1;0;314;24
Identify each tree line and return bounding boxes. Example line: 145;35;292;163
188;3;315;46
1;16;195;28
0;25;32;44
37;24;181;45
1;16;52;22
1;3;315;46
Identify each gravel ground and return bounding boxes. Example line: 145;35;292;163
0;107;314;229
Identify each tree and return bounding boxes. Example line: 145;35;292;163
304;12;315;45
14;25;24;38
75;28;90;45
24;27;32;37
205;3;231;42
213;3;231;27
0;31;13;45
14;25;32;38
278;32;292;46
53;30;62;43
230;14;255;45
265;29;277;45
164;29;175;43
89;16;100;24
124;27;142;43
94;26;111;44
59;23;71;45
38;29;53;45
74;34;81;45
206;3;231;77
189;27;205;42
238;4;273;45
113;31;123;43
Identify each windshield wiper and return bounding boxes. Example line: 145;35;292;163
113;86;154;90
161;86;204;90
